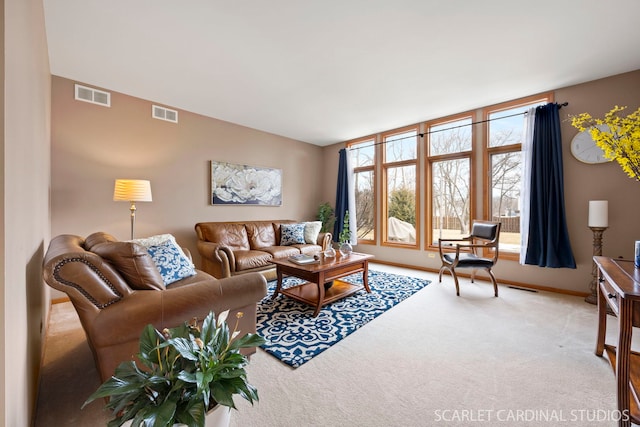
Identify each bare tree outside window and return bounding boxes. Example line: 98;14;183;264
432;158;471;242
385;131;417;162
430;119;472;155
429;118;472;243
354;170;374;239
491;151;521;218
349;140;375;242
488;101;546;252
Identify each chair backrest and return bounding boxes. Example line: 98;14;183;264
468;220;501;261
471;221;500;242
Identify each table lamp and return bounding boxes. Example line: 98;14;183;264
113;179;152;239
585;200;608;304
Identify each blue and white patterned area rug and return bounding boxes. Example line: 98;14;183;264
257;270;430;368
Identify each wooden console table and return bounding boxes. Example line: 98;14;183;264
594;256;640;426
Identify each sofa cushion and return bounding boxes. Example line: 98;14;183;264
130;234;197;286
246;221;277;249
280;223;306;245
261;246;301;259
234;250;273;271
304;221;322;244
91;241;166;291
199;223;250;250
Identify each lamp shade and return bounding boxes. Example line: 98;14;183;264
113;179;152;202
588;200;608;227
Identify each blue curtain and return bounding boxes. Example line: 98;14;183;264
524;103;576;268
334;148;349;242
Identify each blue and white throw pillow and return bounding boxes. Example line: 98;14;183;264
280;223;306;246
130;234;196;286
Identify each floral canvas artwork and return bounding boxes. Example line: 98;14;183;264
211;161;282;205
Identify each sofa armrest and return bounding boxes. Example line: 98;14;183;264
216;273;268;309
215;246;236;277
318;232;332;251
161;272;267;330
196;240;235;278
43;235;132;311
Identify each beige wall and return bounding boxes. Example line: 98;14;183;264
0;0;5;422
51;76;324;268
322;70;640;295
4;0;51;424
51;71;640;298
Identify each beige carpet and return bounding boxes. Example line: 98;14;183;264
35;264;625;426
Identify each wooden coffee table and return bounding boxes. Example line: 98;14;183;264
270;252;374;316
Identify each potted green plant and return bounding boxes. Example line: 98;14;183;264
83;310;266;427
338;210;353;257
316;202;335;233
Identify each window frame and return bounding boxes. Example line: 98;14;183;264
381;125;420;249
338;92;558;261
483;93;553;260
425;111;476;250
347;136;377;245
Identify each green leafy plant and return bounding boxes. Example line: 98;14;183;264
339;210;351;244
83;310;266;427
316;202;335;233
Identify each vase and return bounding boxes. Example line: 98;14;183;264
324;246;336;258
339;242;353;257
122;404;230;427
205;405;231;427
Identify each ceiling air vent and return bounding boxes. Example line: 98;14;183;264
152;105;178;123
74;84;111;107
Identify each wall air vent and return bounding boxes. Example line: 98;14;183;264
152;105;178;123
74;84;111;107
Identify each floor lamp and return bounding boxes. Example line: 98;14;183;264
113;179;152;239
585;200;608;305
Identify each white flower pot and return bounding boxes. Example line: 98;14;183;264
204;405;231;427
122;404;230;427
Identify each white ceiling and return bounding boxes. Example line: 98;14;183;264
43;0;640;146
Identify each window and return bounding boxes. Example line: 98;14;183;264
383;127;418;246
427;115;473;245
348;138;376;243
485;94;552;255
340;92;553;261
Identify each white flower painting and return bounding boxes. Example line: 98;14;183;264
211;161;282;205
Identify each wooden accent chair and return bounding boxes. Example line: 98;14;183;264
437;220;501;297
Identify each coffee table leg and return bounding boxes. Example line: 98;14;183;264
272;267;283;300
362;261;371;293
313;272;325;317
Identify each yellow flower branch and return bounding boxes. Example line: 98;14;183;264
571;105;640;181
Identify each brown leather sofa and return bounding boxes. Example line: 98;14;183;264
42;232;267;383
195;220;332;279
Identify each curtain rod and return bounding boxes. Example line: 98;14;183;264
348;102;568;150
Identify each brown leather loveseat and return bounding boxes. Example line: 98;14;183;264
195;220;332;279
42;232;267;382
